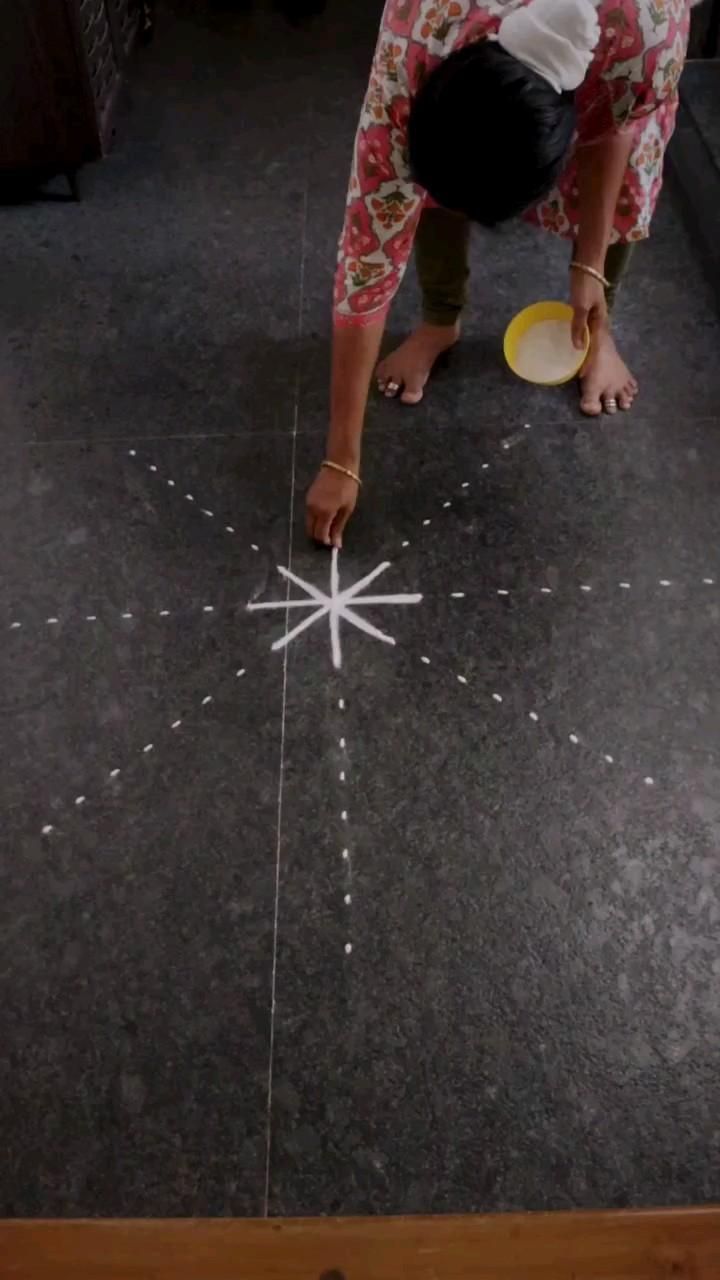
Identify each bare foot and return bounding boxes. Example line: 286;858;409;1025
579;326;638;416
376;321;460;405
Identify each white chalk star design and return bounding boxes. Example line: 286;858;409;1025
247;548;422;669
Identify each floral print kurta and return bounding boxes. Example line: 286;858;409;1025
334;0;691;325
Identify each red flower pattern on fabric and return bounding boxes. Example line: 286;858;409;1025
335;0;692;324
357;125;397;190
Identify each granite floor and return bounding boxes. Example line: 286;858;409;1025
2;0;720;1217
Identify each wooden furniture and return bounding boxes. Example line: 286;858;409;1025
0;0;147;194
690;0;720;57
2;1209;720;1279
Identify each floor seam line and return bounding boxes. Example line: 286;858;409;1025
263;166;309;1219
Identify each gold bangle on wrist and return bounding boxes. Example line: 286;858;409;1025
321;459;362;488
570;260;611;290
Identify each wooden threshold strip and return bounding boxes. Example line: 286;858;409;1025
3;1208;720;1280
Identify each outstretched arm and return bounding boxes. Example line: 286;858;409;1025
570;129;635;347
306;318;386;548
306;21;424;547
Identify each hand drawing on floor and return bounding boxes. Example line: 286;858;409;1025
247;548;422;670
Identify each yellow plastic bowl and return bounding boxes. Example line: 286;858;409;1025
503;300;589;386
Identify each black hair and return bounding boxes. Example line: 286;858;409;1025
407;41;576;227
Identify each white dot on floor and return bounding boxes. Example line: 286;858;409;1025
529;711;539;722
401;540;410;548
569;734;579;745
619;582;631;590
185;494;194;502
339;771;346;782
339;738;346;749
201;509;214;518
47;617;59;625
167;479;175;487
225;526;235;533
580;584;592;592
203;605;214;613
457;674;468;684
703;577;715;585
171;720;182;729
143;744;154;754
540;587;552;595
159;610;170;617
236;669;246;678
342;848;349;860
338;698;345;710
42;824;54;835
659;580;671;587
149;464;157;472
86;615;97;622
202;695;213;706
109;768;120;779
345;943;353;955
462;481;470;487
443;501;451;509
75;796;86;806
481;464;489;471
451;592;465;599
497;589;509;596
344;894;352;905
128;449;136;457
492;693;503;703
604;754;614;764
9;622;21;630
644;776;655;786
524;423;531;430
122;612;133;619
423;519;431;527
341;810;348;821
251;544;259;552
421;656;431;665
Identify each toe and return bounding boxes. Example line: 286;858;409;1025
384;380;401;398
618;391;633;411
400;388;424;405
580;388;603;417
603;396;619;415
400;376;425;405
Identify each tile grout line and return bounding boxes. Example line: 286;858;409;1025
263;170;309;1219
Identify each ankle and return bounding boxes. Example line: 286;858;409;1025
418;319;461;344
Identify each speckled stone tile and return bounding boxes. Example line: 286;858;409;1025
1;437;292;1215
266;418;720;1215
3;0;720;1223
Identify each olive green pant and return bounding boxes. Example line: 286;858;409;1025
416;206;635;325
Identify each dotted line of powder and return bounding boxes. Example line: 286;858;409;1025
127;450;259;552
443;576;716;604
417;655;657;792
406;423;533;544
6;602;226;633
501;423;533;452
338;696;353;957
39;668;247;838
8;576;714;634
398;464;494;552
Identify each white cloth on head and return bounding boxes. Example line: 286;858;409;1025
497;0;602;94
